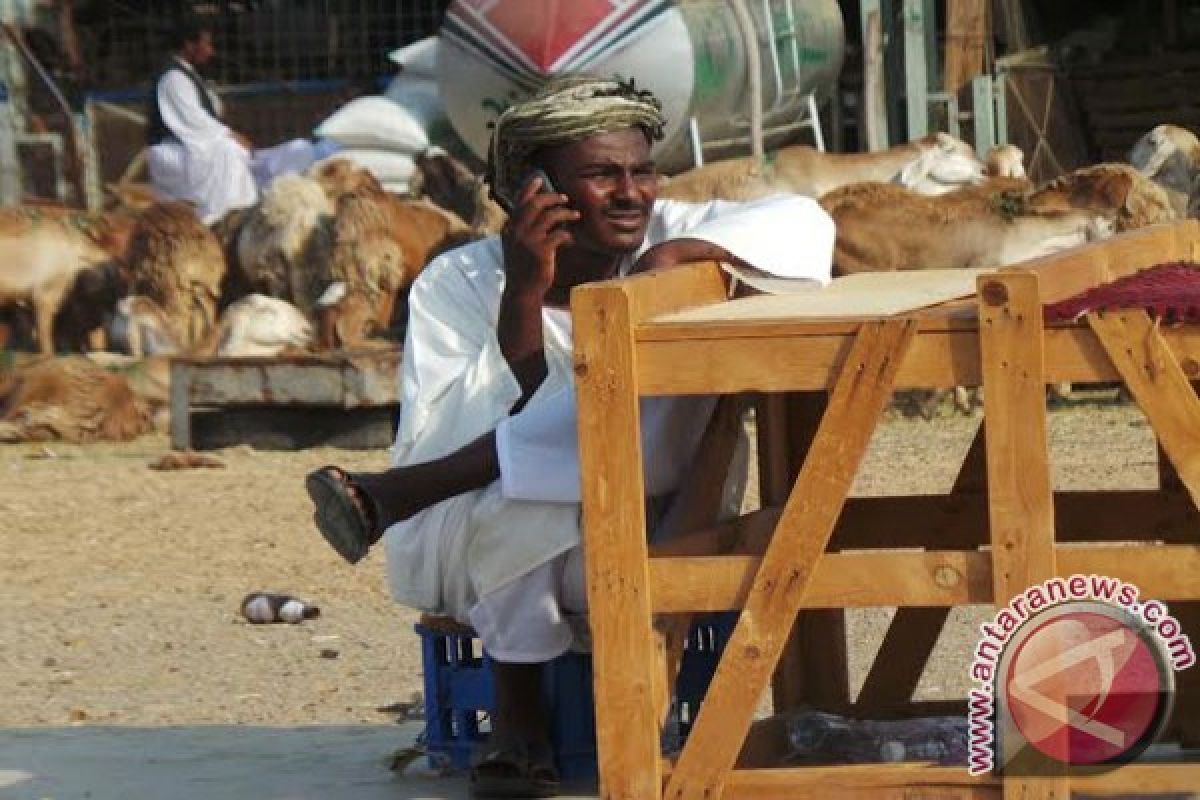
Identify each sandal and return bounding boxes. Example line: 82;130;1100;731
470;741;560;798
304;466;382;564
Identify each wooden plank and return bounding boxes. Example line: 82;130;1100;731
656;269;995;325
650;545;1200;613
1061;545;1200;608
604;260;728;325
978;271;1065;800
168;361;191;451
772;392;850;714
650;550;992;612
1017;222;1199;305
174;348;401;408
721;764;998;798
571;283;660;800
855;427;987;712
654;396;746;730
944;0;988;95
754;395;792;516
1088;310;1200;508
664;319;917;800
1065;763;1200;793
636;324;1200;394
863;8;889;151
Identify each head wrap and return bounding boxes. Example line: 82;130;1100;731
486;76;666;208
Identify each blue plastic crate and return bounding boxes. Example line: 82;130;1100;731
416;613;734;779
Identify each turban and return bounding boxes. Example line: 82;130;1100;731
486;76;666;208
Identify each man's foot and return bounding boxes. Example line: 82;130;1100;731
304;466;383;564
470;736;560;798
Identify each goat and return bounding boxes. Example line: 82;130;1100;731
0;356;152;443
659;132;986;203
0;208;133;355
125;202;227;352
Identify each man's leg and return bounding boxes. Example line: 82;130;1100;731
306;432;501;562
467;553;580;795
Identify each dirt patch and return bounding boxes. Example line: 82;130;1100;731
0;399;1157;726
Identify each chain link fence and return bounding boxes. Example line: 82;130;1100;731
77;1;449;89
7;1;451;203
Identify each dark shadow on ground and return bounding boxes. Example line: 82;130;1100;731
0;724;598;800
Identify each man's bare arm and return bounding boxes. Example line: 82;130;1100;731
498;174;578;411
632;237;749;274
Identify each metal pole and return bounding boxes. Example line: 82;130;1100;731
972;73;995;155
861;0;889;151
688;116;705;168
903;0;928;138
730;0;763;162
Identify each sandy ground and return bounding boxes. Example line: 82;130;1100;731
1;395;1160;733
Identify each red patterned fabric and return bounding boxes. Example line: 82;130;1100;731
1043;262;1200;323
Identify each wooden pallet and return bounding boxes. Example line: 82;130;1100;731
168;347;400;451
572;221;1200;799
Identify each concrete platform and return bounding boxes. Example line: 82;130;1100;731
0;723;600;800
169;348;402;451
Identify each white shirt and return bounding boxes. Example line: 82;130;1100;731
383;194;835;615
146;58;257;223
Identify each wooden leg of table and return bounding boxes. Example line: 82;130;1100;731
856;427;988;712
657;396;747;727
1158;386;1200;748
1090;312;1200;751
1089;310;1200;504
574;287;660;800
665;319;917;800
760;392;851;712
980;273;1066;800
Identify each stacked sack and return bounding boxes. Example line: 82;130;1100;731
314;95;429;194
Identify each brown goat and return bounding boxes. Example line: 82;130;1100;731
0;208;137;355
328;192;471;332
125;202;227;351
411;148;508;235
660;132;986;202
1025;163;1177;232
820;181;1112;275
308;158;386;202
0;356;151;443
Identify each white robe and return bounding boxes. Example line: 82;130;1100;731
145;59;258;224
383;194;836;634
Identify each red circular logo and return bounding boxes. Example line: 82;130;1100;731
1002;603;1171;766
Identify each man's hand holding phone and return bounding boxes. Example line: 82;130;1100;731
501;171;580;300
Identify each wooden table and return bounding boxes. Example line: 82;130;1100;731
571;220;1200;799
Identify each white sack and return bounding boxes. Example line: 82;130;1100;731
315;95;430;153
387;36;439;79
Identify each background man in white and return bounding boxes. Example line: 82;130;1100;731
305;78;835;797
144;16;257;223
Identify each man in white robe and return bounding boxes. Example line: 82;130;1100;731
305;78;835;797
144;17;257;224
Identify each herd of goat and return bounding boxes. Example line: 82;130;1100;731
0;122;1195;442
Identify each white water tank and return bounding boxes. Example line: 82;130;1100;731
434;0;845;174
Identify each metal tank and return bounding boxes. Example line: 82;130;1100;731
435;0;845;175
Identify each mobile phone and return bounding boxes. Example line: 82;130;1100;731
496;168;558;213
524;168;558;196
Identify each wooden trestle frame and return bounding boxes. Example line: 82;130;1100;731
571;220;1200;799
